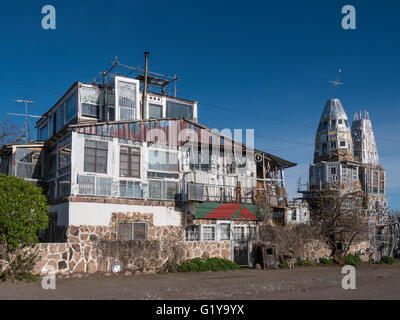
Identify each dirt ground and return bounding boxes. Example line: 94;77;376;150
0;264;399;300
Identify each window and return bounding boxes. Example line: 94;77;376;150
338;119;343;125
322;121;328;130
322;143;327;155
66;92;77;122
106;91;115;121
330;141;337;150
185;225;200;241
331;120;336;129
148;150;178;171
96;177;112;196
373;171;379;194
340;141;346;147
15;148;41;179
149;103;162;119
81;87;101;118
47;152;57;178
118;222;146;241
84;140;108;173
78;175;95;195
120;146;140;178
291;210;297;221
39;124;48;141
202;226;216;241
330;167;336;175
233;226;246;240
249;226;258;240
118;81;137;120
119;181;141;198
56;104;65;132
58;144;71;169
219;223;231;240
190;143;211;171
344;120;349;127
148;180;179;200
57;174;71;198
166;101;193;120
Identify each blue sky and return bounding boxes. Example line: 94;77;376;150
0;0;399;208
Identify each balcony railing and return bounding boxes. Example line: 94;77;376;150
187;177;286;207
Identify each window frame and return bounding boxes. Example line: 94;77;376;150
148;148;179;172
148;103;163;119
84;139;108;174
185;225;200;241
202;225;216;241
218;222;231;241
119;145;141;178
117;222;147;241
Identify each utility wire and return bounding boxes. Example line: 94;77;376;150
201;102;317;129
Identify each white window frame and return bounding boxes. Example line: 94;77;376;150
148;147;179;173
201;225;216;241
217;221;232;241
185;225;200;241
118;144;142;180
115;76;140;121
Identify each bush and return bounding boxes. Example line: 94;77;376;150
319;257;334;265
174;258;241;273
0;175;48;281
344;254;362;266
296;259;317;267
1;251;41;282
376;256;395;265
0;175;48;253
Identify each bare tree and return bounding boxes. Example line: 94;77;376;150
0;119;18;147
307;184;368;257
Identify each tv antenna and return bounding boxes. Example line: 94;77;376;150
8;99;41;143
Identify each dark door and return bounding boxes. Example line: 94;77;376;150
233;240;249;266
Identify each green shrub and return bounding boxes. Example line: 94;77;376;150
175;258;240;273
1;251;41;282
376;256;395;265
0;175;48;281
344;254;362;266
296;259;316;267
279;262;289;269
319;257;334;265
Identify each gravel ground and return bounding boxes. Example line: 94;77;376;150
0;264;399;300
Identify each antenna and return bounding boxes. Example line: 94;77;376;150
8;99;41;143
329;69;343;94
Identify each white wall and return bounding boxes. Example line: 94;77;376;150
68;201;182;227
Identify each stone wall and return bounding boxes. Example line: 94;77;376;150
301;240;371;260
184;241;231;260
2;218;229;276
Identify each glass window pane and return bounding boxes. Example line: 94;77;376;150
149;104;162;119
166;101;193;120
66;92;77;122
134;223;146;240
220;224;230;240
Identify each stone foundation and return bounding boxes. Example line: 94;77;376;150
184;241;231;260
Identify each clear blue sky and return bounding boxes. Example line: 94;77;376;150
0;0;399;208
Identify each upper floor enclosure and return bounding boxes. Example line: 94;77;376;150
36;75;198;142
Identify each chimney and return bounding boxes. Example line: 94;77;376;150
142;51;149;120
